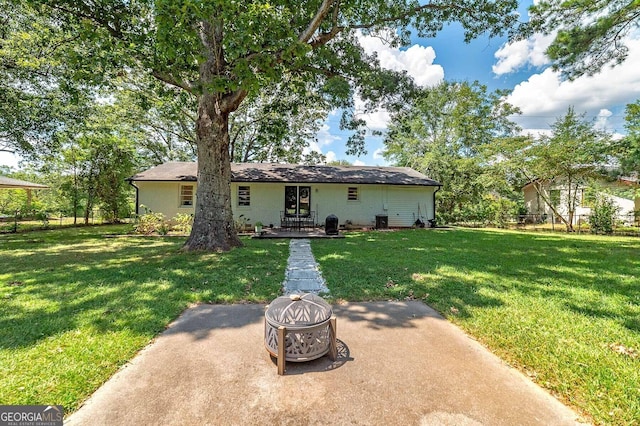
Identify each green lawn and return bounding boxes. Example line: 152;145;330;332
312;228;640;425
0;225;288;412
1;226;638;424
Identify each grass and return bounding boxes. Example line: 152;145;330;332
312;228;640;425
0;225;288;412
0;216;112;233
1;225;638;424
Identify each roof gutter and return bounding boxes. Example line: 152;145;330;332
128;179;140;216
432;185;441;226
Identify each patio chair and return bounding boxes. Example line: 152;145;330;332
301;211;315;230
280;211;292;230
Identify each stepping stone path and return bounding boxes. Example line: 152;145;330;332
282;239;330;295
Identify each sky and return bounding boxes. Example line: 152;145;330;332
313;1;640;166
2;1;640;169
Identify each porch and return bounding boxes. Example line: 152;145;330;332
251;228;344;239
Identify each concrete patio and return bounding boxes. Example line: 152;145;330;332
66;301;586;425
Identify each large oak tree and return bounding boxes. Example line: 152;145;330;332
14;0;521;251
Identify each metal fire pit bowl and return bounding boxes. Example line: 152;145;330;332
264;293;337;375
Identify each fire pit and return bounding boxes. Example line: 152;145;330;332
264;293;337;375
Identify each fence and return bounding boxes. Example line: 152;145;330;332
457;212;640;236
0;209;131;233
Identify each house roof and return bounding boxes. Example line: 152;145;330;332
0;176;49;189
523;175;640;190
128;162;441;187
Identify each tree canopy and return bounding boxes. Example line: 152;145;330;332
493;107;612;231
9;0;522;251
618;100;640;177
383;80;521;223
526;0;640;79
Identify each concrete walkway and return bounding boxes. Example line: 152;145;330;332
282;239;329;295
67;302;586;425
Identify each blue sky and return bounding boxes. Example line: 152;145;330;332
315;0;640;166
2;1;639;169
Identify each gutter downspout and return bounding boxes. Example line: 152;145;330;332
432;186;441;226
128;180;140;216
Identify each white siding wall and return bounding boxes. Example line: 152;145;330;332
231;182;436;228
135;180;437;228
136;181;196;219
523;184;549;215
385;186;434;227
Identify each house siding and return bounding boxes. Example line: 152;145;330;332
523;180;638;225
385;186;433;227
134;180;437;228
523;184;547;215
136;181;197;219
231;182;437;228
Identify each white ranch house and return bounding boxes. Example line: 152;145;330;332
523;178;639;225
127;162;441;229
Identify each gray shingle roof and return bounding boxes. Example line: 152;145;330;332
0;176;49;189
128;162;440;187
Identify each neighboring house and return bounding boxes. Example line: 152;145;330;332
127;162;442;228
523;178;639;225
0;176;49;210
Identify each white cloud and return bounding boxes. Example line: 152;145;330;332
324;151;337;163
354;30;444;131
358;31;444;88
373;148;385;160
353;96;391;130
595;109;613;131
505;38;640;132
316;123;342;147
0;152;19;168
493;33;554;75
519;128;552;138
353;160;366;166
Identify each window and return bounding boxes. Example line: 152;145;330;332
347;187;359;201
238;186;250;206
284;186;310;216
180;185;194;207
581;188;596;208
550;189;561;208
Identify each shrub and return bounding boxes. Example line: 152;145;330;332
35;210;49;228
157;221;170;235
588;196;618;234
134;211;165;235
172;213;193;234
234;214;250;233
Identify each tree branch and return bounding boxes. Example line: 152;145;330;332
47;2;125;40
298;0;336;43
151;70;194;94
221;89;248;113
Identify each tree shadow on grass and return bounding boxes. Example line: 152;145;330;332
312;228;640;328
0;235;289;349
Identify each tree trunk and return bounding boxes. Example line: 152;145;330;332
182;93;242;252
84;189;93;225
530;181;573;231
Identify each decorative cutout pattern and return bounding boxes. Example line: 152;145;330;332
264;294;333;362
265;322;331;362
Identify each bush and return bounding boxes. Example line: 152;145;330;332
234;214;250;233
588;196;618;234
134;212;165;235
172;213;193;234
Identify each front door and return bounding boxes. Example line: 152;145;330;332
284;186;311;216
